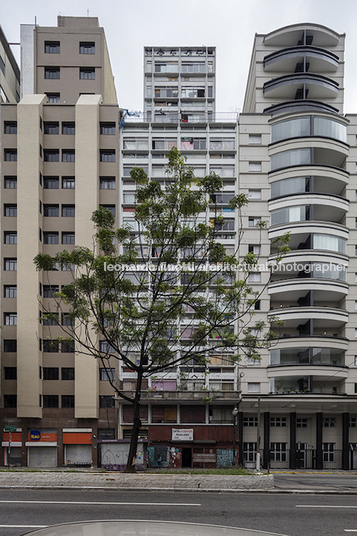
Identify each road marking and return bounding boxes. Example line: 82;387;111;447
0;526;47;528
344;530;357;532
297;505;357;509
0;500;201;506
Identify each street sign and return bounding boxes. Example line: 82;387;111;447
4;425;16;432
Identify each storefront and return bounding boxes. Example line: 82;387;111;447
26;429;57;467
63;429;93;466
99;439;148;470
2;430;22;466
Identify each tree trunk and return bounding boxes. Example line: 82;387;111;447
123;368;143;473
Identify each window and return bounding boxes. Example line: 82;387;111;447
62;367;75;380
248;216;261;227
4;340;17;353
4;313;17;325
249;162;262;172
100;150;116;162
80;67;95;80
62;122;75;135
270;443;287;462
4;205;17;217
99;395;115;408
61;340;75;353
271;417;287;427
323;417;336;427
4;232;17;244
99;340;115;353
100;177;115;189
349;418;357;428
43;367;59;380
42;340;59;352
42;285;59;298
248;190;262;199
43;232;59;245
5;177;17;189
243;417;258;427
123;193;136;203
355;356;357;366
323;443;335;462
62;232;75;245
44;177;59;189
4;150;17;161
0;55;5;75
44;204;59;217
4;395;16;408
43;395;59;408
100;205;115;216
44;150;59;162
46;93;60;103
62;263;75;272
62;177;75;189
4;122;17;134
249;134;262;145
44;122;59;134
100;368;115;381
249;244;261;255
297;418;308;428
243;442;257;462
62;205;75;217
247;273;261;283
4;285;17;298
42;313;59;326
45;41;60;54
45;67;60;79
62;313;74;326
100;122;116;135
4;366;17;378
62;395;74;408
247;382;261;393
5;259;17;271
80;42;95;54
62;150;75;162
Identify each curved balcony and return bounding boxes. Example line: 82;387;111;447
268;279;348;301
268;221;348;247
270;175;348;200
269;196;348;226
264;24;341;48
270;114;347;145
269;143;348;173
264;46;339;73
271;335;348;349
269;165;349;190
269;249;348;268
264;100;340;116
263;73;339;100
268;306;348;329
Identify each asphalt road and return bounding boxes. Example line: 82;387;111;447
274;472;357;491
0;489;357;536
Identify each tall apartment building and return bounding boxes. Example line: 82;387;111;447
2;19;357;470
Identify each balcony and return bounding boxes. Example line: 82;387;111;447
269;375;346;395
268;279;348;301
264;100;340;116
263;24;341;48
263;73;339;100
268;306;348;328
264;46;339;73
140;389;240;400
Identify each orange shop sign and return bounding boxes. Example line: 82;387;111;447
28;431;57;442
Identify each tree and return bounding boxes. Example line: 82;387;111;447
34;147;289;472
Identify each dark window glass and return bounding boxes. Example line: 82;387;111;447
4;122;17;134
43;232;59;245
42;340;59;353
62;313;74;326
4;177;17;189
99;395;115;408
4;204;17;217
42;313;59;325
80;42;95;54
62;232;75;245
62;205;75;217
43;395;59;408
44;122;59;134
4;259;17;271
44;177;59;189
45;67;60;79
62;150;75;162
4;340;17;353
4;232;17;244
4;366;17;378
100;205;115;216
43;150;59;162
4;313;17;325
61;340;75;353
4;395;16;408
42;285;59;298
100;150;116;162
100;177;115;189
62;395;74;408
62;122;75;135
62;177;75;189
4;150;17;161
97;428;115;440
62;367;75;380
0;55;5;75
46;93;60;103
44;205;59;217
43;367;59;380
100;122;116;135
4;285;17;298
80;68;95;80
45;41;60;54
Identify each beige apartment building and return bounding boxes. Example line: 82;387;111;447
1;18;357;470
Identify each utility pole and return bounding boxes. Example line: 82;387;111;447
256;396;261;471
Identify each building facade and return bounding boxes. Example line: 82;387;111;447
1;19;357;470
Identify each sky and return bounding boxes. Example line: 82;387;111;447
2;0;357;114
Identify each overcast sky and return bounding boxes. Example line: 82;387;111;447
2;0;357;114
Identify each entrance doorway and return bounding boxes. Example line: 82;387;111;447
296;443;307;469
182;448;192;468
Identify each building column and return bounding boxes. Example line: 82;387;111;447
316;412;323;470
289;412;296;469
238;411;243;466
342;412;349;470
263;412;270;469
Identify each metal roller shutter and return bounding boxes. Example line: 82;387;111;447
28;447;57;467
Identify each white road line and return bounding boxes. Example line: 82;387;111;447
344;530;357;532
0;526;47;528
0;500;201;506
297;505;357;509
